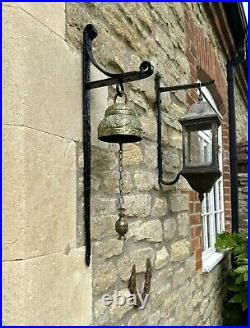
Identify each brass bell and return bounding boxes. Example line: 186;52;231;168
98;94;143;143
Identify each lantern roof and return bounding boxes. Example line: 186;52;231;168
179;99;222;126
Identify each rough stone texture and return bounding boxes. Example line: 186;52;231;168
155;246;170;269
238;173;248;231
122;144;144;166
134;220;163;242
134;169;158;191
151;197;168;217
169;193;189;212
124;194;152;217
176;211;190;237
117;247;155;281
2;248;92;326
93;262;117;294
95;239;124;259
163;218;177;241
65;2;231;325
235;86;248;144
170;239;190;262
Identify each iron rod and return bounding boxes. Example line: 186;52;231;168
86;70;153;90
160;80;214;93
83;26;95;266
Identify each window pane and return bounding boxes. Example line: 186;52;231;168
215;213;220;234
202;215;208;250
184;129;212;166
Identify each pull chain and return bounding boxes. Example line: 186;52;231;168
118;143;124;212
115;143;128;239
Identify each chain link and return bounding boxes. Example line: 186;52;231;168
118;143;125;215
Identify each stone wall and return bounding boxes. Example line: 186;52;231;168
66;2;231;325
2;3;91;325
235;85;248;231
238;173;248;231
235;85;248;143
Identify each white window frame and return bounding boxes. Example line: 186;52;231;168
198;85;225;273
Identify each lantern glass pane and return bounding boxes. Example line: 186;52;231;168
184;128;212;166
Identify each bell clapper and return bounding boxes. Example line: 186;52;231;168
115;143;128;239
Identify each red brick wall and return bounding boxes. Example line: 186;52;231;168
185;12;232;271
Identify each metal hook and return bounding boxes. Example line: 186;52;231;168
198;81;203;101
116;81;125;97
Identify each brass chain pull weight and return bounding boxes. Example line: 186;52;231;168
115;143;128;239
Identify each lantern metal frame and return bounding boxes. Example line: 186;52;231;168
154;72;217;188
83;24;154;266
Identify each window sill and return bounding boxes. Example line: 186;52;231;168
202;252;224;273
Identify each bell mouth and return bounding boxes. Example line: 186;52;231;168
98;134;142;143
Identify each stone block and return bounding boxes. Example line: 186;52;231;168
103;171;133;193
155;246;170;269
117;247;154;281
122;144;144;166
3;126;76;260
152;273;172;295
170;239;190;262
163;218;177;241
141;140;158;169
140;111;157;141
142;220;163;242
148;310;161;325
2;6;82;140
2;248;92;326
9;2;65;37
94;297;111;325
92;148;118;172
151;197;168;217
176;212;190;237
131;220;163;242
110;289;133;322
134;169;157;191
92;197;117;216
2;126;25;260
124;193;152;217
172;267;186;288
128;312;146;326
95;238;123;259
93;262;117;293
169;193;189;212
92;214;118;240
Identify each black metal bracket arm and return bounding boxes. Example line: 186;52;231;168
83;24;154;266
154;72;214;186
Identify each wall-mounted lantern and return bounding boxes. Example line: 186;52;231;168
83;24;154;266
179;94;222;201
155;73;222;202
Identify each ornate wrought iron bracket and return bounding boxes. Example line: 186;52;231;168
154;72;215;186
83;24;154;266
